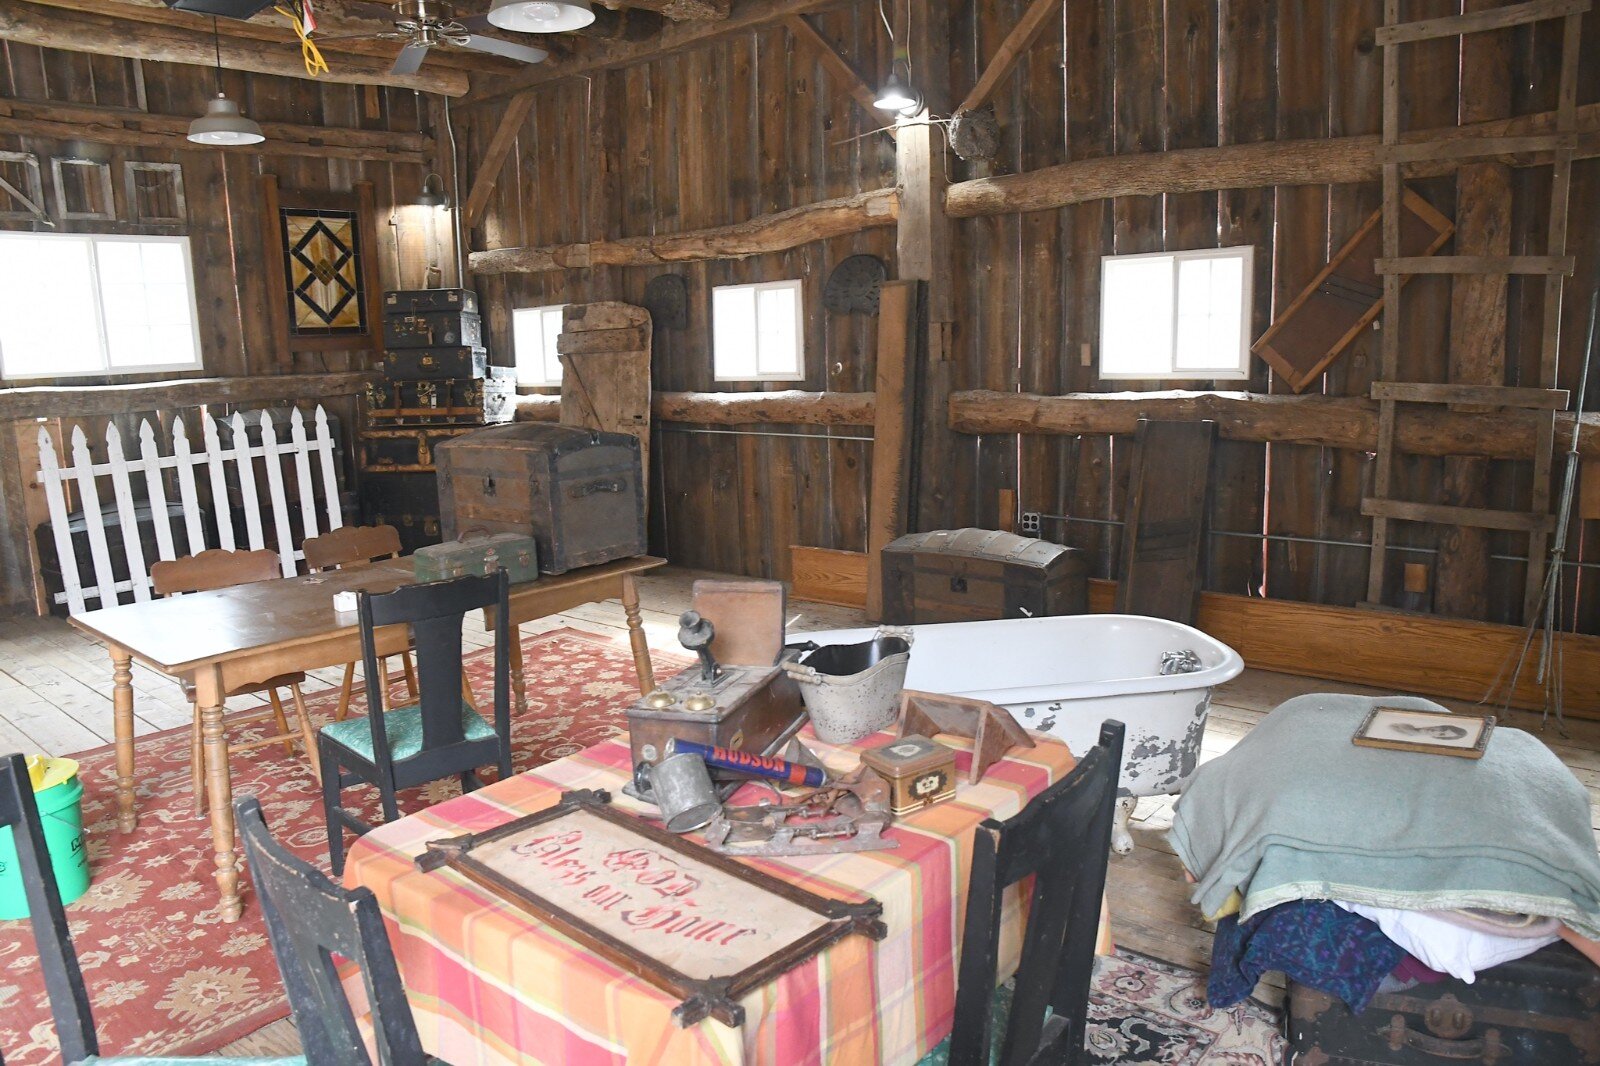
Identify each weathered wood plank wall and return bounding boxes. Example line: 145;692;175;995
466;1;1599;629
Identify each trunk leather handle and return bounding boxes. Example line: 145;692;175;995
1380;1016;1507;1064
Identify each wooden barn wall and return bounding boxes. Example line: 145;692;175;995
464;3;1600;630
464;8;896;581
0;44;435;605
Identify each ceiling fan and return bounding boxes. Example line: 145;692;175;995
313;0;556;74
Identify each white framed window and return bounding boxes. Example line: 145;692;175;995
712;279;804;382
512;304;566;386
1099;246;1254;380
0;232;203;380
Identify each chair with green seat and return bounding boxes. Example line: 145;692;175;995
0;751;304;1066
320;570;512;875
919;719;1126;1066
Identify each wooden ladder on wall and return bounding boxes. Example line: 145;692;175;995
1364;0;1587;621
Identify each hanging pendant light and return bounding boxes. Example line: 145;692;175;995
486;0;595;32
416;173;449;209
188;17;264;146
873;65;922;116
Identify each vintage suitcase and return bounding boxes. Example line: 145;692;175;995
358;426;476;471
880;528;1087;625
413;531;540;584
482;366;517;425
382;310;484;349
364;378;485;424
379;346;487;381
434;422;646;575
384;287;479;315
1286;942;1600;1065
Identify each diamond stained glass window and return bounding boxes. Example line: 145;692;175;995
280;208;367;335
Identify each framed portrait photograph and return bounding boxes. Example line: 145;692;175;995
1352;706;1494;759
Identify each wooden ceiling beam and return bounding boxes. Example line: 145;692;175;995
461;90;537;228
783;14;892;138
0;0;470;95
603;0;731;19
0;98;432;163
955;0;1061;115
465;0;847;105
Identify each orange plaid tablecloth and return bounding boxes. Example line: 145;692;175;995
344;728;1105;1066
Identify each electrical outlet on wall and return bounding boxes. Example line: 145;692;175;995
1021;512;1041;534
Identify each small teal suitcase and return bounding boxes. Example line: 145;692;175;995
412;531;539;584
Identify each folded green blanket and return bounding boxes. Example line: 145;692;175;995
1169;694;1600;939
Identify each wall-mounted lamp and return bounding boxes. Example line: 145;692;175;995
187;18;264;146
873;63;922;116
416;173;449;209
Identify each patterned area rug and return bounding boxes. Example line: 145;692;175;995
1088;950;1284;1064
0;629;683;1065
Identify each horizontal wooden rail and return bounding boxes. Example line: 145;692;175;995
470;188;898;274
1375;0;1588;44
947;389;1600;461
1378;133;1574;166
1375;255;1575;275
1361;498;1555;533
514;390;876;426
0;372;378;421
1370;382;1569;409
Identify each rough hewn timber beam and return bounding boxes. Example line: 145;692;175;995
954;0;1062;116
0;1;469;95
0;99;432;164
463;92;538;229
783;15;892;138
605;0;731;19
949;389;1600;462
514;390;874;425
471;187;899;274
0;372;378;421
466;0;847;105
946;101;1600;218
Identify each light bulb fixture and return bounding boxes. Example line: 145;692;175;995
873;66;922;116
187;18;264;146
416;173;449;209
486;0;594;32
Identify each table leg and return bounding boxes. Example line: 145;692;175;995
110;646;137;833
196;664;242;923
510;633;529;717
622;574;654;696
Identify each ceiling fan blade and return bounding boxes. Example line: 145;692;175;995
458;34;549;64
391;41;431;75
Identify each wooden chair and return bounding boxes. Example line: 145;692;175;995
235;796;428;1066
150;548;320;811
939;720;1126;1066
303;524;418;722
0;752;305;1065
320;570;513;875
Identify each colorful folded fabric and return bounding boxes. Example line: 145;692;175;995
1208;899;1404;1013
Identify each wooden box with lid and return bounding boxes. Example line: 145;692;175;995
880;528;1087;624
859;735;957;816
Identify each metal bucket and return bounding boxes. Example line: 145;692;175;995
649;752;720;833
784;628;914;744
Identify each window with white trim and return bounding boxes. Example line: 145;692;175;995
511;304;566;386
1099;246;1254;381
0;232;203;379
712;279;805;382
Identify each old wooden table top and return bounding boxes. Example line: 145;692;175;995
69;555;667;676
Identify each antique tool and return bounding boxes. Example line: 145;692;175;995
899;690;1034;785
860;735;958;815
678;610;720;682
703;767;898;858
649;752;720;833
665;739;827;789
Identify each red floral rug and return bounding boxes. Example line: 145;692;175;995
0;629;685;1064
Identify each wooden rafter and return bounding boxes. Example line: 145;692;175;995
465;0;849;105
0;98;432;164
0;0;470;95
954;0;1062;115
469;187;898;274
783;15;893;138
462;91;538;229
614;0;732;19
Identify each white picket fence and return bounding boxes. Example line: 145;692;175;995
36;406;344;614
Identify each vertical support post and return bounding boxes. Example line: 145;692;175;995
866;282;920;621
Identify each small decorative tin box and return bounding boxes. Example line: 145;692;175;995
859;735;957;816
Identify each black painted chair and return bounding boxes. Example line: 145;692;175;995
235;797;427;1066
934;719;1127;1066
0;752;303;1065
319;570;513;874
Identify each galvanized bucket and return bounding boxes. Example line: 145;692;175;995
784;627;914;745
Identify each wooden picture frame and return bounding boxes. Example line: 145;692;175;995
1351;706;1494;759
416;789;886;1028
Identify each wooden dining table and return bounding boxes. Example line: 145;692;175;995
69;554;666;921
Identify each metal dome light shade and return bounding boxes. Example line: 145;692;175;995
486;0;594;32
187;93;265;146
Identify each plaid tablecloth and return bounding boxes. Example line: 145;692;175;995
344;729;1106;1065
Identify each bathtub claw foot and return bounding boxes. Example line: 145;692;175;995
1111;796;1137;855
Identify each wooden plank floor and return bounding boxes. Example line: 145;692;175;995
4;565;1599;1054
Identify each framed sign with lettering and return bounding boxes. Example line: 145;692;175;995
416;789;885;1027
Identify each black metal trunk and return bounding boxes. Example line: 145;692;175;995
378;347;487;381
381;310;483;350
383;288;480;315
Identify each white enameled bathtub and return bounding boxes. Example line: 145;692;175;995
798;615;1243;852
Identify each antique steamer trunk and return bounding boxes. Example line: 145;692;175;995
358;471;441;556
384;287;479;315
434;423;646;575
1286;943;1600;1064
379;346;487;380
358;425;476;471
364;378;485;424
382;309;483;349
880;528;1087;624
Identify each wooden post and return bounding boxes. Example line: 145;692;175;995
866;282;919;621
257;174;292;374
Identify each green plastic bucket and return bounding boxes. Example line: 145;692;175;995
0;773;89;920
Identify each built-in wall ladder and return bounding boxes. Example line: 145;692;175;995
1364;0;1586;620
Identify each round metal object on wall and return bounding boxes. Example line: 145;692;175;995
823;254;888;315
643;273;689;329
950;108;1001;163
